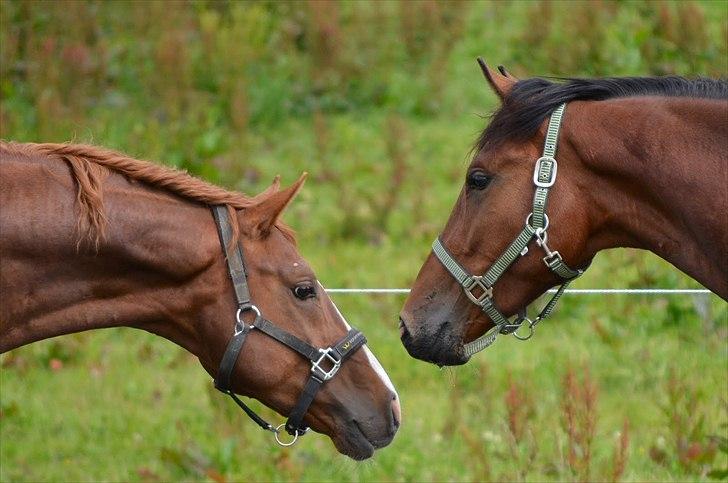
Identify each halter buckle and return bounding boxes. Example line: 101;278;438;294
533;156;558;188
462;275;493;306
543;251;563;268
311;347;341;381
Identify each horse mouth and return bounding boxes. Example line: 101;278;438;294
331;420;393;460
399;317;469;367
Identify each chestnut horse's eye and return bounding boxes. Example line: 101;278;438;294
467;170;493;190
293;284;316;300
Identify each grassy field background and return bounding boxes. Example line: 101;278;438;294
1;1;727;481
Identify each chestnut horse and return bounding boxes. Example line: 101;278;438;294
401;60;727;366
0;142;399;460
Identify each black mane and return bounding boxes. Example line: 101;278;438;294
476;76;728;152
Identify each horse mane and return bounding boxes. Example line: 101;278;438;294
0;141;296;248
476;76;728;152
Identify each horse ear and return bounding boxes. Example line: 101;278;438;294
250;175;281;203
497;65;516;80
477;57;516;101
243;173;307;237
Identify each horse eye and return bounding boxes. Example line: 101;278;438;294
467;170;493;190
293;284;316;300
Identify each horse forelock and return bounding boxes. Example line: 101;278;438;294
0;141;296;248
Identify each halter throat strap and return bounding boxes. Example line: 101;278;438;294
432;103;586;356
211;206;366;442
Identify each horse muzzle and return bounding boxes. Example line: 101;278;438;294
399;315;469;366
328;389;401;460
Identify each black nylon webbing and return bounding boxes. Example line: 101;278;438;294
211;205;369;439
229;392;274;431
212;205;251;309
332;329;367;360
253;317;319;361
285;376;324;434
214;326;250;392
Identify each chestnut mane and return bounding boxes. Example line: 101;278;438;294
0;141;295;247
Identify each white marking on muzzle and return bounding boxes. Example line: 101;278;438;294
319;283;398;397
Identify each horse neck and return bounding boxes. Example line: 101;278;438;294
566;96;728;297
0;153;231;367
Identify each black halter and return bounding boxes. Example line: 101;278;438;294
211;205;367;445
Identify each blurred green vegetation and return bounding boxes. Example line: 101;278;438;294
1;1;726;481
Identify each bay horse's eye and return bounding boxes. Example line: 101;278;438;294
467;170;493;190
293;284;317;300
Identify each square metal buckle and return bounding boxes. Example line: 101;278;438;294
462;275;493;306
543;251;563;268
533;156;558;188
311;348;341;381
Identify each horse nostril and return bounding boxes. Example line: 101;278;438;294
391;393;401;430
399;317;410;340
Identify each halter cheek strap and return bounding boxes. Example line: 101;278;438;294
432;103;588;356
212;206;367;445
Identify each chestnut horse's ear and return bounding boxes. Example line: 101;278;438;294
243;173;307;237
477;57;517;101
250;175;281;203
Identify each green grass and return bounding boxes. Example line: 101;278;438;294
2;1;727;481
1;270;725;481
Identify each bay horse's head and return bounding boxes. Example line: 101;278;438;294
400;60;593;366
205;175;399;460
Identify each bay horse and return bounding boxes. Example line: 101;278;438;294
400;59;728;366
0;142;400;460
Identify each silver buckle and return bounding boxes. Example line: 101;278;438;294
311;348;341;381
543;251;563;268
533;156;557;188
462;275;493;306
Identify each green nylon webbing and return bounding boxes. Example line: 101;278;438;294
483;226;535;286
431;238;470;286
482;297;510;326
434;102;588;357
531;103;565;229
532;187;549;229
535;280;570;321
546;256;582;279
543;104;565;157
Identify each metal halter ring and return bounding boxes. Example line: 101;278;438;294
274;424;300;447
526;213;550;232
513;318;536;341
235;305;261;334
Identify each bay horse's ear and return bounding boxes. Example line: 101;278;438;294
497;64;516;80
477;57;517;101
243;173;307;237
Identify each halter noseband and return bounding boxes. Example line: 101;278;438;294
432;103;587;356
211;206;366;446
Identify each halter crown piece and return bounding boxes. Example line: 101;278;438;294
432;103;587;356
211;206;367;446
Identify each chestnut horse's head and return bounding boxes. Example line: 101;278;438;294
400;60;594;366
205;176;399;460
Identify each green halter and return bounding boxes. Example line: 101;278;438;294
432;103;586;356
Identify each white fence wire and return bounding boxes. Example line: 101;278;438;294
325;288;711;295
